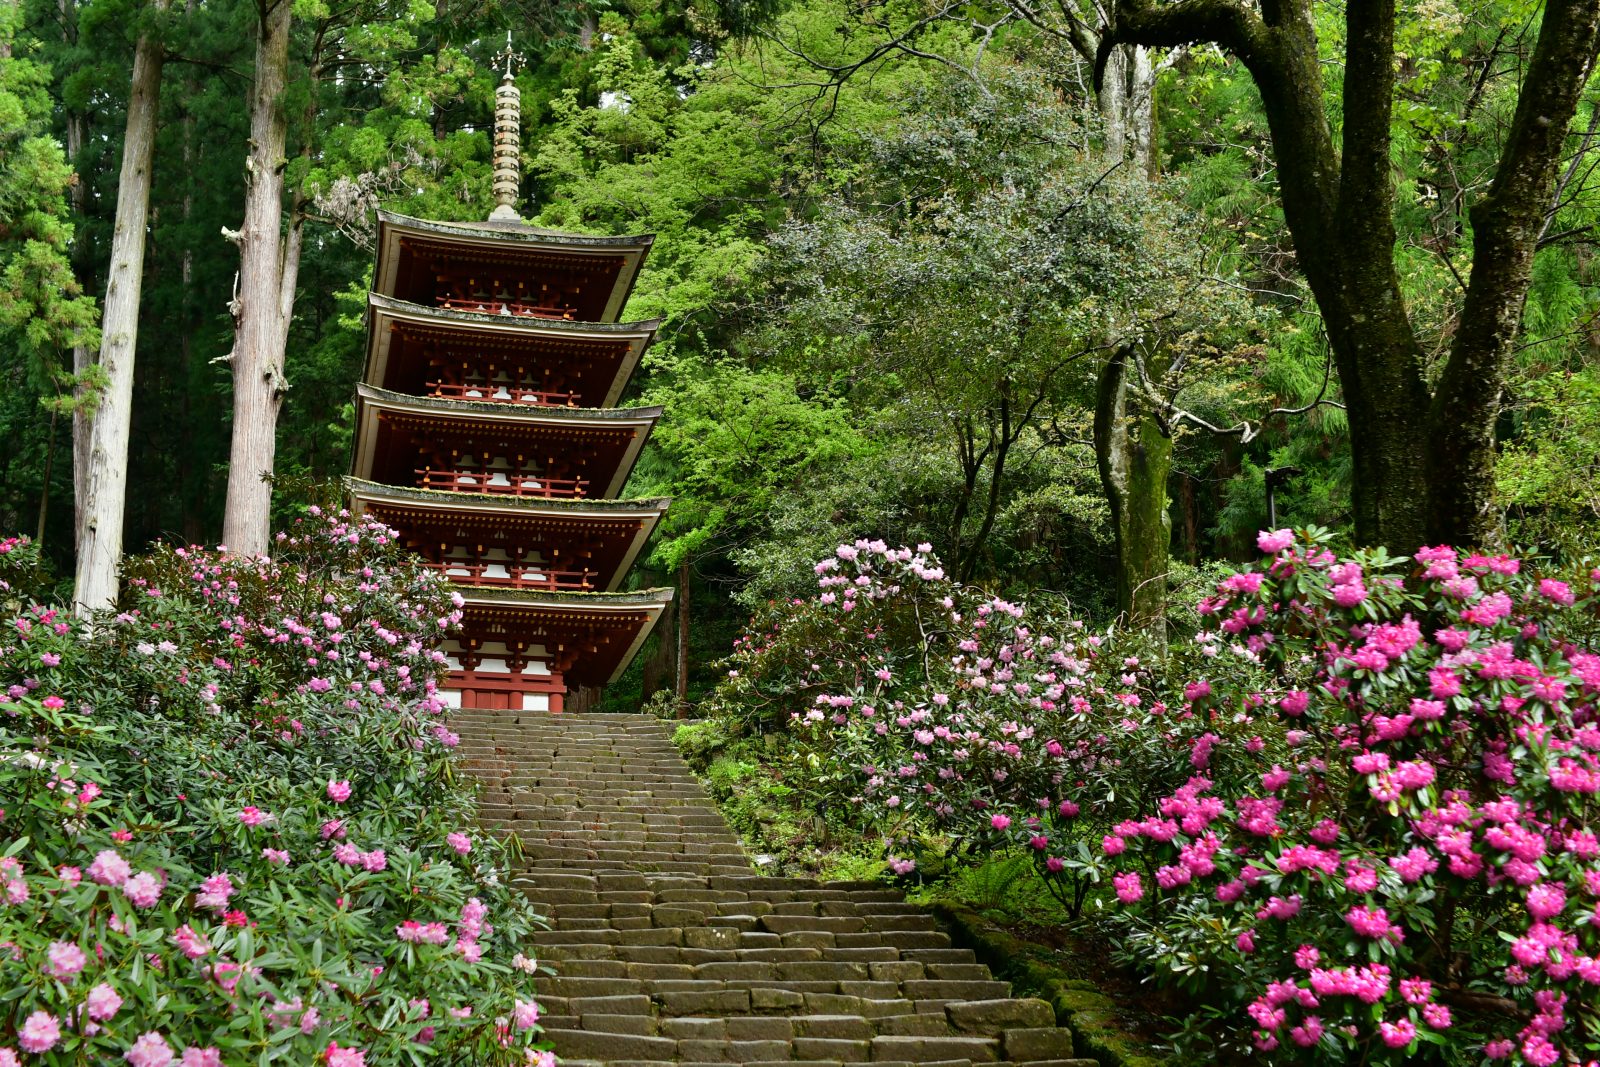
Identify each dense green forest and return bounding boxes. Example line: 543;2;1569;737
2;0;1599;702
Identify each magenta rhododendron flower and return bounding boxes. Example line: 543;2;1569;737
447;832;472;854
324;1042;365;1067
326;779;352;803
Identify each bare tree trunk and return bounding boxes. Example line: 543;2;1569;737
1100;44;1129;163
1127;46;1157;177
74;0;166;615
675;558;690;715
221;0;292;557
1095;349;1172;648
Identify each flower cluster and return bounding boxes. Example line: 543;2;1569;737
1095;531;1599;1063
712;531;1600;1063
0;511;550;1064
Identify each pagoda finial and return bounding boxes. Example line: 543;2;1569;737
489;31;526;222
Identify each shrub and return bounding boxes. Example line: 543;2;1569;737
0;510;551;1065
1098;532;1600;1065
710;533;1600;1064
704;539;1154;912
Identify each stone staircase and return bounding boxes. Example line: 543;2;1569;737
453;710;1094;1067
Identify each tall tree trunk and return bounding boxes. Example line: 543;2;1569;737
74;0;166;614
61;0;93;544
178;2;198;543
1095;349;1172;647
1100;44;1129;162
675;557;690;715
1128;46;1157;177
221;0;292;557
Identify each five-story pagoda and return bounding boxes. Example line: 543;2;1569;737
347;48;672;713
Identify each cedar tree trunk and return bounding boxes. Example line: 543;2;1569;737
221;0;292;557
74;1;166;614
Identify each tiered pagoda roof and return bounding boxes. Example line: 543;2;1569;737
347;150;671;701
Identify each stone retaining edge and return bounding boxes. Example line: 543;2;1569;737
930;904;1170;1067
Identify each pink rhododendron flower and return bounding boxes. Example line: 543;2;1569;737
45;940;86;979
1257;529;1295;554
195;872;234;912
123;870;162;908
87;983;123;1021
1112;872;1143;902
326;780;352;803
18;1012;60;1053
447;832;471;855
179;1049;222;1067
124;1032;173;1067
171;925;211;959
513;999;540;1030
88;849;131;887
1378;1019;1416;1048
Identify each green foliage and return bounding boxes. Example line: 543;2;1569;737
907;853;1074;928
1499;367;1600;553
641;357;872;569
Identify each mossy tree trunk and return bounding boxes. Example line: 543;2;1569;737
1095;348;1173;649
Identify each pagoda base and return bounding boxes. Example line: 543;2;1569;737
439;637;567;712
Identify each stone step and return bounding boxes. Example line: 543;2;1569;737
454;708;1092;1066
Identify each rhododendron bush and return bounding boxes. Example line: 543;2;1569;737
712;534;1600;1063
0;511;550;1065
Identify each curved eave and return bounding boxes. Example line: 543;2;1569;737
345;477;669;592
457;587;675;685
351;383;661;498
373;211;654;325
362;293;660;408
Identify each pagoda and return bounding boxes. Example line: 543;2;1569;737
347;50;672;713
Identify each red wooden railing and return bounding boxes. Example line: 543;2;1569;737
437;296;575;320
423;559;598;591
415;469;590;499
425;380;581;407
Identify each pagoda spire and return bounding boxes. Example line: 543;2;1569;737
489;32;525;222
